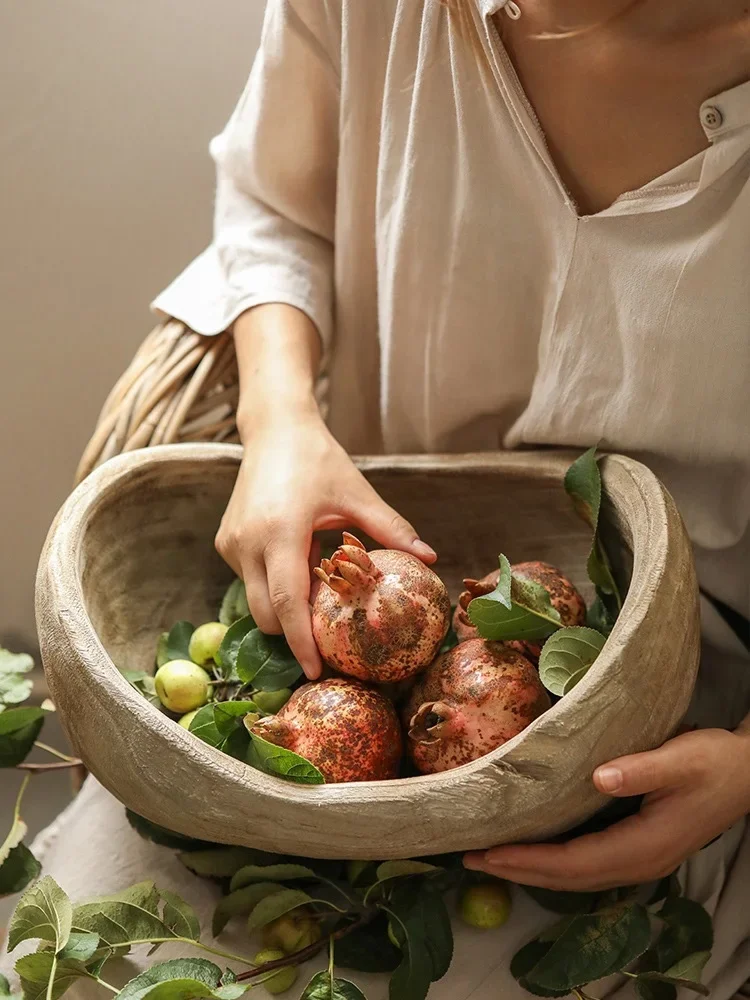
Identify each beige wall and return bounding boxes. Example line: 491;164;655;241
0;1;264;647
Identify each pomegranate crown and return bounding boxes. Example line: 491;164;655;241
314;532;382;597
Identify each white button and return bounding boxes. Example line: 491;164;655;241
700;105;724;131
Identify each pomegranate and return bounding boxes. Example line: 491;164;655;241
452;561;586;660
405;639;551;773
249;678;402;782
311;533;450;683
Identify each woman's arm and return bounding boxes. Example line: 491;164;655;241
216;304;436;678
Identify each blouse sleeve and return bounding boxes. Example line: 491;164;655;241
152;0;340;353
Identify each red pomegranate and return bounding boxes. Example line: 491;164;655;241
405;639;551;774
452;561;586;660
311;533;451;683
249;678;402;783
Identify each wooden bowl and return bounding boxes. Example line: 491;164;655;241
36;444;699;859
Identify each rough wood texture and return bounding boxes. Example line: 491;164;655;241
37;444;700;859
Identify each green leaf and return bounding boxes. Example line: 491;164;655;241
161;890;200;941
188;703;257;752
586;595;616;636
247;732;325;785
374;861;440;882
468;556;562;643
245;889;315;932
8;876;72;952
0;973;21;1000
179;848;272;880
523;903;652;992
301;971;367;1000
235;631;303;692
125;812;213;852
537;627;606;697
0;843;42;897
388;882;453;999
155;633;170;669
0;649;34;710
0;707;45;767
1;774;30;870
334;916;401;973
510;940;568;997
216;617;256;679
564;448;622;610
14;954;91;1000
116;959;226;1000
121;671;161;708
635;980;677;1000
521;886;598;915
229;864;316;892
57;932;100;962
638;951;711;997
71;881;168;951
219;580;252;628
647;897;713;974
211;884;285;936
165;622;194;663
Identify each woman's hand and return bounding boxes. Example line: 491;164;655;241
464;728;750;891
215;406;436;680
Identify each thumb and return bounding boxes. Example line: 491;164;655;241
341;483;437;563
593;742;687;797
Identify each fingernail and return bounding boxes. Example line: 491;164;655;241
463;855;482;871
596;766;623;793
412;540;437;560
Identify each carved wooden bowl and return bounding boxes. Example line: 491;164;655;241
36;444;699;859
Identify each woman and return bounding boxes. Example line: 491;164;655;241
4;1;750;997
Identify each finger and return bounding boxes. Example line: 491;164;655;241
339;483;437;563
593;741;696;797
465;811;676;889
265;539;323;680
242;560;282;637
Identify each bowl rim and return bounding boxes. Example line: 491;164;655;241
38;443;668;806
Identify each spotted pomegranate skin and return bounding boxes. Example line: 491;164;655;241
405;638;551;774
250;678;402;783
311;533;451;683
452;561;586;660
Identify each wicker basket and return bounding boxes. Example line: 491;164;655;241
76;321;239;485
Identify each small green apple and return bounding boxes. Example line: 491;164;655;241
188;622;228;666
260;912;322;954
253;689;293;715
459;882;512;930
252;950;298;994
177;709;200;729
154;660;210;714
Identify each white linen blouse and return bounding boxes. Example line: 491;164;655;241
154;0;750;624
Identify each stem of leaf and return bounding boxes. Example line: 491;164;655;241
92;977;119;994
16;760;83;772
328;936;335;979
34;741;78;763
45;953;57;1000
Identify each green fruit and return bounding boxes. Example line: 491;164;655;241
260;913;322;954
252;950;298;995
155;632;170;668
177;709;200;729
154;660;210;713
188;622;228;666
253;689;293;714
459;882;512;930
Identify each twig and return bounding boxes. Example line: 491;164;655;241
17;759;83;772
34;741;78;763
235;910;376;982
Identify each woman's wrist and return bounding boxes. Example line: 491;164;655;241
236;390;324;443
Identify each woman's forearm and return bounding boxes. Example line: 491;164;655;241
233;304;324;441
